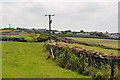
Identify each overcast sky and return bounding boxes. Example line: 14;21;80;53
1;0;119;33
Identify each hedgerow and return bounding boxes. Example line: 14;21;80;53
45;44;119;79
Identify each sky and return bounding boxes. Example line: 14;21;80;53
1;0;119;33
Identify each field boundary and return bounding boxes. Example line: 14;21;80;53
46;43;120;78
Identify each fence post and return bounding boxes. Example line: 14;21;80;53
111;56;114;79
82;52;85;71
88;54;91;67
50;48;55;60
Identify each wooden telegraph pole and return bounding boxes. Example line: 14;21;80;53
45;14;55;60
9;24;11;32
45;14;55;43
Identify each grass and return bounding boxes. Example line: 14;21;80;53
2;41;90;78
0;30;12;32
66;37;119;48
10;31;26;35
66;43;119;55
0;35;33;40
0;41;1;79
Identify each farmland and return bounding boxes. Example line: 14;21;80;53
1;29;120;78
66;37;119;48
2;41;90;78
0;35;33;40
0;41;1;79
67;43;119;55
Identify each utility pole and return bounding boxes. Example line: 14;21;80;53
8;24;11;40
8;24;11;35
45;14;55;43
9;24;11;29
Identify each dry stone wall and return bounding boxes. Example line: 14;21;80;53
46;43;120;78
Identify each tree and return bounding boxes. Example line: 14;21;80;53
16;27;27;30
72;32;77;34
61;31;66;34
80;30;85;33
16;27;21;30
65;30;71;33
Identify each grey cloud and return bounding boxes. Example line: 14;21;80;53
2;2;118;33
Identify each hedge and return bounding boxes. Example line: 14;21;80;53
45;44;120;79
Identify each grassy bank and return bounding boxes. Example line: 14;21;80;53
2;41;90;78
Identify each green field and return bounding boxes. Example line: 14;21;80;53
2;41;90;78
67;37;119;48
0;41;1;79
66;43;119;56
9;31;26;35
0;35;32;40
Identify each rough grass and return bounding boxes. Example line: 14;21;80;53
67;37;119;48
67;43;119;55
0;35;32;40
2;41;90;78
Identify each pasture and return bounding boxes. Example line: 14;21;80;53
0;41;1;79
0;35;33;40
2;41;90;78
67;37;119;48
67;43;119;55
